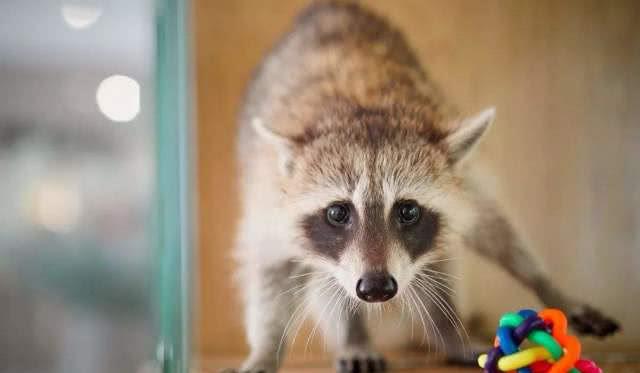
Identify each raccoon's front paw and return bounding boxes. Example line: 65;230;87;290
569;304;620;337
336;348;387;373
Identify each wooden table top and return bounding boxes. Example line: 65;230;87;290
196;357;639;373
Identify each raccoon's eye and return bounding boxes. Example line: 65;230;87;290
326;203;350;226
397;201;421;225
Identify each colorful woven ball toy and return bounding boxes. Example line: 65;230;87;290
477;308;602;373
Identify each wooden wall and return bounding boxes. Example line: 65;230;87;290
195;0;640;358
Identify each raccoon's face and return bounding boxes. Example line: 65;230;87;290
252;107;494;303
288;126;454;303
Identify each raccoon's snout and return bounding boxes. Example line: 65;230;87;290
355;272;397;302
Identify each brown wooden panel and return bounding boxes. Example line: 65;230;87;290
195;0;640;358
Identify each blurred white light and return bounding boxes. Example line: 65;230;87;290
29;180;82;233
61;3;102;30
96;75;141;123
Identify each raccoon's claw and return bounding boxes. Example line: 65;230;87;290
569;305;620;337
336;352;387;373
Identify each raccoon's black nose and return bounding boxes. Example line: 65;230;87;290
356;272;397;302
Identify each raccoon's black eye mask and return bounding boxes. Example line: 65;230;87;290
301;201;357;260
391;202;440;260
301;199;440;262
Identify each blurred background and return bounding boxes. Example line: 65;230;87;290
0;0;190;372
194;0;640;365
2;0;640;372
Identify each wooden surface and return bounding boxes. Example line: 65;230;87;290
194;0;640;358
198;365;640;373
196;358;639;373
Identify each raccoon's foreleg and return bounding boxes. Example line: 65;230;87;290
329;310;386;373
465;192;620;337
232;261;300;373
304;278;386;373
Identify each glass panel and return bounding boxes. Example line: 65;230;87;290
0;1;191;372
154;0;192;372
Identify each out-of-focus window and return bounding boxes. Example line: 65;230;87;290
0;1;167;372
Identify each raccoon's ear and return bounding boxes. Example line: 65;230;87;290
442;107;495;164
252;116;296;175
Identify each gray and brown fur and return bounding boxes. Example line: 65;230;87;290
229;2;619;373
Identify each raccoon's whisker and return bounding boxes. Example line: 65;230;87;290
287;300;312;352
364;302;372;322
291;274;334;298
289;258;313;266
291;256;351;275
427;282;469;345
425;257;459;264
398;292;414;333
304;278;340;355
344;295;355;316
347;295;358;315
278;275;334;359
414;278;468;351
294;277;336;344
402;289;415;341
421;283;460;336
399;292;406;320
326;290;342;351
422;267;460;280
399;292;415;341
417;277;454;297
420;272;455;287
419;265;459;278
294;275;333;295
419;274;457;288
323;283;345;350
412;284;442;353
289;257;333;270
288;271;326;280
278;275;333;355
278;290;310;361
304;280;338;356
330;289;349;352
277;274;330;300
275;283;306;300
278;289;316;358
410;280;445;354
406;284;430;347
375;303;383;321
416;273;456;296
419;277;455;297
412;286;436;356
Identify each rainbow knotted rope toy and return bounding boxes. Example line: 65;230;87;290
478;308;602;373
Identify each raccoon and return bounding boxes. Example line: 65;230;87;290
229;2;619;372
